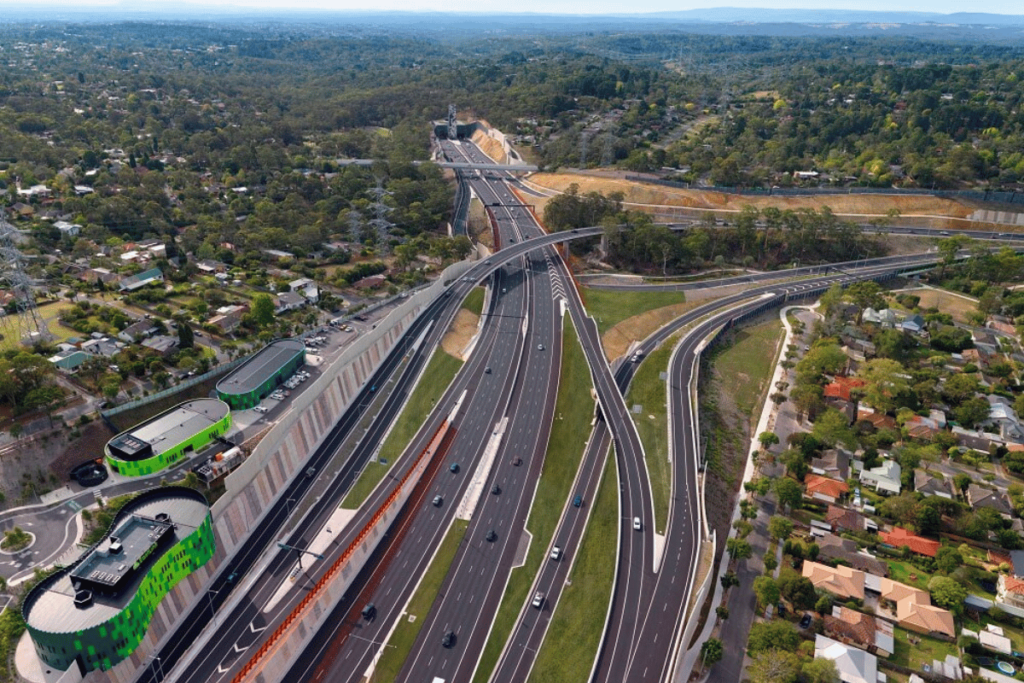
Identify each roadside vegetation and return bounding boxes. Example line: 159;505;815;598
342;349;463;509
625;334;679;534
473;317;594;683
531;447;617;683
369;519;469;683
582;287;686;336
462;286;486;317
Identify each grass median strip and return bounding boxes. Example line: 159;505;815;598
472;316;594;683
531;445;617;683
625;334;679;535
463;286;485;316
582;288;686;336
342;349;463;509
711;319;783;418
367;519;469;683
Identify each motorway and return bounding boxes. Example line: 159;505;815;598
138;137;989;683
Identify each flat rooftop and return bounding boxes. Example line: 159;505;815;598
25;491;209;635
71;513;171;589
109;399;229;462
216;338;304;396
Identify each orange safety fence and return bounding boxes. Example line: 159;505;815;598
231;418;453;682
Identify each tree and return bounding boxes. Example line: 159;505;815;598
928;575;968;615
954;397;991;429
748;649;800;683
879;492;920;526
954;473;972;494
700;638;724;668
769;516;794;542
251;293;276;327
177;323;195;350
812;408;857;449
774;477;803;511
759;432;780;450
858;358;911;413
727;537;753;561
779;574;818;610
752;574;781;609
803;658;841;683
721;571;739;590
716;605;730;621
936;546;964;574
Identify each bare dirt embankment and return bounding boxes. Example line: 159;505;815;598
441;309;480;360
470;124;508;165
523;172;981;227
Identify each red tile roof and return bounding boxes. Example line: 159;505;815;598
1004;575;1024;595
880;527;939;557
805;474;850;500
824;377;866;402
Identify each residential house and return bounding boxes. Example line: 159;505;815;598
209;304;247;334
816;534;887;575
827;505;877;534
825;606;895;657
996;551;1024;616
825;377;866;402
964;624;1014;655
953;425;1001;453
354;274;387;290
879;527;939;558
898;314;927;335
274;291;307;313
805;474;850;504
196;259;227;274
802;561;866;600
47;350;93;373
54;220;81;237
862;308;898;328
812;449;851;481
859;459;902;495
141;335;177;357
80;267;119;285
118;267;164;292
867;576;956;638
10;202;34;218
968;484;1013;517
814;635;881;683
79;336;124;358
914;470;951;499
289;277;320;302
263;249;295;260
118;319;158;344
857;408;897;431
985;395;1024;444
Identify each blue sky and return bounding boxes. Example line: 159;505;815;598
1;0;1022;15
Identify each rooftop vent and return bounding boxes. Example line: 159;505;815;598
74;590;93;609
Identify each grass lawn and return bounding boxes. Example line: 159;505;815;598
886;559;934;591
369;519;469;683
582;287;686;336
0;301;77;351
530;447;617;683
891;627;959;671
968;613;1024;653
625;333;679;534
341;348;463;509
712;319;785;420
472;317;594;683
462;287;485;316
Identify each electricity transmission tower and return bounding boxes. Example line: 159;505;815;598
0;216;48;346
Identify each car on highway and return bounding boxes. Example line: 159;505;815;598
485;529;498;542
433;495;443;506
537;343;544;351
532;591;544;609
491;484;501;495
511;456;522;466
633;517;642;531
361;603;376;620
573;495;583;508
550;546;562;561
485;367;492;374
441;630;456;648
450;463;459;473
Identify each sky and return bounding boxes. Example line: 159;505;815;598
1;0;1023;16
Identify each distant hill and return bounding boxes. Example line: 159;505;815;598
641;8;1024;25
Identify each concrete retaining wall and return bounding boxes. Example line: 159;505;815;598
970;209;1024;226
87;260;474;683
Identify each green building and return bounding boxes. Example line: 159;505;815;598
23;487;215;673
216;338;305;409
105;399;231;477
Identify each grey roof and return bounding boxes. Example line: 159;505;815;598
216;339;305;396
25;489;209;635
108;399;229;462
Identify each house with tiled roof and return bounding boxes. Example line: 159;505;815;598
812;449;851;481
816;534;887;576
802;561;866;600
825;377;867;402
879;527;939;558
118;267;164;292
914;470;951;499
827;505;877;534
968;484;1013;517
805;474;850;504
865;576;955;638
825;606;894;657
857;408;897;431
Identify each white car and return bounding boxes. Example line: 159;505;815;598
550;546;562;561
633;517;642;531
254;405;269;413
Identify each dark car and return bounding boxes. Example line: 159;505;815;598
485;529;498;542
450;463;459;473
799;613;813;629
492;484;501;495
511;457;522;466
442;630;456;648
361;603;376;620
573;495;583;508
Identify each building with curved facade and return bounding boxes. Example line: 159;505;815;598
23;487;215;673
105;398;231;477
216;338;305;409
